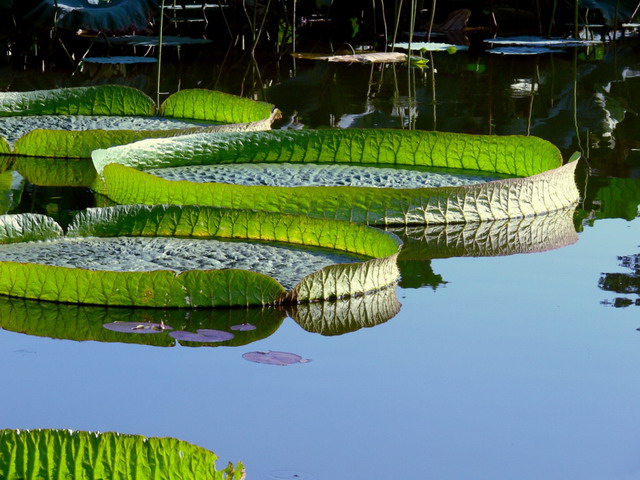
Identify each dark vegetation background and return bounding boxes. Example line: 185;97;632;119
1;0;639;67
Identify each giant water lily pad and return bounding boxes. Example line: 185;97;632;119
0;204;401;307
0;429;243;480
92;129;580;225
0;85;278;158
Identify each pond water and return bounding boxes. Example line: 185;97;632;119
1;34;640;479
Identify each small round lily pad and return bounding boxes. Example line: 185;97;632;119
230;323;257;331
103;321;173;334
242;350;311;366
170;329;234;343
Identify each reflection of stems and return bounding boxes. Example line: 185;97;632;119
527;61;539;135
574;0;579;38
251;0;273;54
572;49;584;156
430;51;436;129
407;0;416;129
156;0;166;106
391;0;403;51
547;0;558;36
391;64;404;128
427;0;436;42
380;0;389;51
292;0;297;53
219;0;233;41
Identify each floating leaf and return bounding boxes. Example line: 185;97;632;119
0;205;401;306
292;51;408;63
82;56;158;64
393;41;469;52
242;350;311;366
98;35;214;46
0;212;63;244
159;88;276;124
0;85;155;117
92;129;580;225
483;36;601;46
0;86;278;158
0;428;242;480
170;329;234;343
231;323;257;331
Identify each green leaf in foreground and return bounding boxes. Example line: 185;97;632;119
160;88;276;124
92;130;580;225
0;429;244;480
0;205;401;306
0;85;156;117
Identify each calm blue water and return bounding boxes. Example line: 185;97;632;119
1;35;640;479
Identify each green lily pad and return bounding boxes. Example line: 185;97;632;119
92;129;580;225
0;205;401;307
0;85;156;117
0;429;243;480
0;85;279;158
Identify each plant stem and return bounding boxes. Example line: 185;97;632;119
427;0;436;42
156;0;166;107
